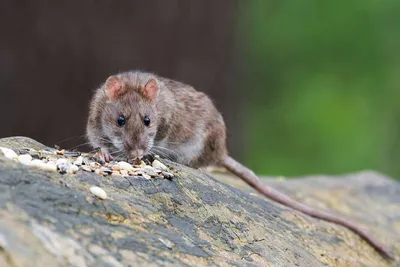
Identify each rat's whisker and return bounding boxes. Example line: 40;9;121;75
151;146;185;162
67;142;93;151
54;134;87;146
109;150;124;156
152;145;181;156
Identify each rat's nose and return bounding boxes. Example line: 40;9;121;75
130;149;144;159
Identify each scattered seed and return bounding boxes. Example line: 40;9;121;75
11;145;174;180
117;161;133;171
40;162;58;172
82;157;91;165
152;160;167;171
73;156;84;166
100;167;113;175
56;158;71;174
82;165;92;172
56;158;68;164
0;147;18;160
162;171;174;178
89;186;107;199
18;154;32;165
90;162;101;168
30;159;45;168
71;164;79;174
141;173;152;180
111;165;121;171
18;148;35;155
64;151;81;157
143;165;159;176
56;150;65;155
158;237;174;250
43;147;57;153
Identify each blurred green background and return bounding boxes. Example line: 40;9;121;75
1;1;399;180
240;1;400;179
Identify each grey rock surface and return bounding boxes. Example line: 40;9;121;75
0;137;399;267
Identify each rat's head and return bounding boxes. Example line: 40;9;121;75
101;73;159;160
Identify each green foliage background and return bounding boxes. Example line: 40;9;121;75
239;1;400;178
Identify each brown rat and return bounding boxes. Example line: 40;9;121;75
86;70;393;260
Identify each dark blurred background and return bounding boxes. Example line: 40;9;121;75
1;1;400;179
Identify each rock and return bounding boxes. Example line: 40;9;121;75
0;136;46;150
0;136;399;267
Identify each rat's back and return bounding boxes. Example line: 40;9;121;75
153;75;228;167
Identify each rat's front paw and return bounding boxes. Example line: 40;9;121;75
95;148;113;163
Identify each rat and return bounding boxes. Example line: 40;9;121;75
86;70;393;260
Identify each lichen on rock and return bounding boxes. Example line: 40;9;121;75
0;136;399;267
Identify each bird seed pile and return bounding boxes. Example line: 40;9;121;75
0;146;175;180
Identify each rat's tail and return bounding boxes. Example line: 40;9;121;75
221;156;394;260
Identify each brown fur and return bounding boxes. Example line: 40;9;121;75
86;71;393;260
86;71;227;166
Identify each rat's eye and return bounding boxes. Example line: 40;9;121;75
143;115;150;126
117;115;126;126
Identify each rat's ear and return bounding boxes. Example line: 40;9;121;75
143;78;159;102
105;76;124;99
